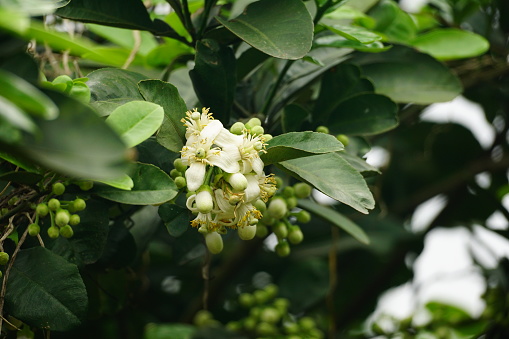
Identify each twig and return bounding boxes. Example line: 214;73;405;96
122;30;142;69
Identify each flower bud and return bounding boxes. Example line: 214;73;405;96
52;182;65;195
48;198;60;211
293;182;312;199
288;226;304;244
238;225;257;240
275;240;290;257
262;134;273;142
205;232;223;254
55;209;70;227
47;226;60;239
73;198;86;212
60;225;74;238
267;198;287;219
256;224;269;238
282;186;294;198
296;210;311;223
336;134;349;146
316;125;329;134
230;122;245;135
36;203;49;217
0;252;9;265
69;214;80;226
272;221;288;239
173;158;187;173
227;172;248;192
78;181;93;191
260;307;281;324
239;293;255;308
286;196;298;209
248;117;262;127
196;187;213;214
175;176;187;189
28;223;40;236
251;125;264;136
253;199;266;213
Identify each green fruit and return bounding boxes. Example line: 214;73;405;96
336;134;349;146
254;290;270;305
52;182;65;195
69;214;80;226
0;208;8;216
243;317;257;331
315;125;329;134
273;298;289;312
226;321;242;331
293;182;312;199
286;196;298;209
272;221;288;239
59;225;74;238
193;310;213;327
47;226;60;238
284;322;300;334
0;252;9;265
260;307;281;324
296;210;311;223
36;203;49;217
78;181;94;191
48;198;60;211
239;293;255;308
55;209;70;227
253;199;266;213
274;176;283;188
256;322;277;336
256;224;269;238
28;223;40;236
282;186;295;198
275;240;290;257
264;284;278;299
299;316;316;331
288;227;304;245
267;198;287;219
73;198;86;212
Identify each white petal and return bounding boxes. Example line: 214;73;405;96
240;159;252;174
209;150;240;173
199;120;223;144
215;128;243;148
214;189;235;215
244;174;261;202
251;156;264;175
186;162;206;192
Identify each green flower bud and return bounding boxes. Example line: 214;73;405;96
288;226;304;244
230;122;245;135
0;208;8;216
52;182;66;195
170;169;182;179
262;134;273;142
239;293;255;308
336;134;349;146
273;298;289;312
282;186;294;198
186;190;196;199
196;187;213;214
36;203;49;217
251;125;264;136
264;284;278;299
256;322;277;336
316;125;329;134
238;225;257;240
226;321;242;331
60;225;74;238
274;176;283;189
205;232;223;254
284;322;300;334
55;209;70;227
0;252;9;265
47;226;60;239
28;223;40;236
286;196;298;209
69;214;80;226
253;199;266;213
299;316;316;331
226;172;248;192
256;224;269;238
260;307;281;324
275;240;290;257
193;310;213;327
175;176;187;189
243;317;257;331
248;117;262;127
72;198;86;212
296;210;311;223
78;181;94;191
173;158;187;173
254;290;270;305
48;198;60;211
293;182;312;199
272;221;288;239
267;198;287;219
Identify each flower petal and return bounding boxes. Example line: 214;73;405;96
244;174;261;202
215;128;243;148
199;119;223;144
251;156;264;175
186;162;206;192
209;149;240;173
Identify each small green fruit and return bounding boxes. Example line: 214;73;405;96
173;158;187;173
0;252;9;265
316;125;329;134
288;227;304;245
193;310;213;327
256;224;269;238
282;186;294;198
272;221;288;239
48;198;60;211
175;176;187;189
267;198;287;219
253;199;266;213
55;209;70;227
52;182;66;195
69;214;80;226
296;210;311;223
293;182;312;199
239;293;255;308
36;203;49;217
275;240;290;257
256;322;277;336
264;284;278;299
274;176;283;188
47;226;60;239
260;307;281;324
254;290;270;305
336;134;349;146
170;169;182;179
262;134;273;142
73;198;86;212
248;117;262;127
59;225;74;238
28;223;40;236
251;125;264;136
273;298;289;312
78;181;94;191
286;196;298;209
299;316;316;331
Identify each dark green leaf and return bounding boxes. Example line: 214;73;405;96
87;68;148;103
189;39;236;122
0;170;42;185
353;46;462;104
338;152;380;177
324;24;382;44
261;131;344;165
158;203;189;237
281;104;309;133
138;80;188;153
314;35;391;52
95;162;178;205
278;153;375;214
298;199;370;244
369;0;417;44
5;247;87;331
216;0;313;60
97;223;137;268
327;93;398;135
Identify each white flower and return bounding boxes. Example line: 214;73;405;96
244;173;261;202
181;120;240;191
238;132;265;175
181;107;214;140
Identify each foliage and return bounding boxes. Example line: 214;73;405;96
0;0;508;338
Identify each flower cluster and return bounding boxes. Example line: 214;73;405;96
178;108;276;254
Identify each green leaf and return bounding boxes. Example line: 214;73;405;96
51;199;110;266
144;323;196;339
281;104;309;133
216;0;313;60
369;0;417;44
278;153;375;214
353;45;462;104
0;69;58;120
95;174;134;190
298;199;370;244
411;28;489;60
15;90;129;180
324;24;382;44
0;96;37;133
86;24;158;56
0;171;43;185
158;204;189;237
138;80;188;153
95;163;178;205
314;35;391;53
338;152;380;177
328;93;399;135
87;68;148;103
189;39;236;122
5;247;87;331
261;132;344;165
106;101;164;148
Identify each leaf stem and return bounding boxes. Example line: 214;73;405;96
182;0;196;41
197;0;218;39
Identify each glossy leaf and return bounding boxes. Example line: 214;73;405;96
327;93;398;135
18;90;129;180
338;152;380;177
106;101;164;148
353;46;462;104
87;68;147;103
298;199;370;244
95;163;178;205
261;131;344;165
369;0;417;44
189;39;236;122
96;174;134;190
278;153;375;214
325;24;382;44
314;35;390;53
216;0;313;60
411;28;489;60
158;204;189;237
0;96;37;133
5;247;87;331
138;80;188;153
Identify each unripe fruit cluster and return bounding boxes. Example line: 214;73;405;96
256;179;313;257
32;182;87;239
221;283;323;338
315;126;350;146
